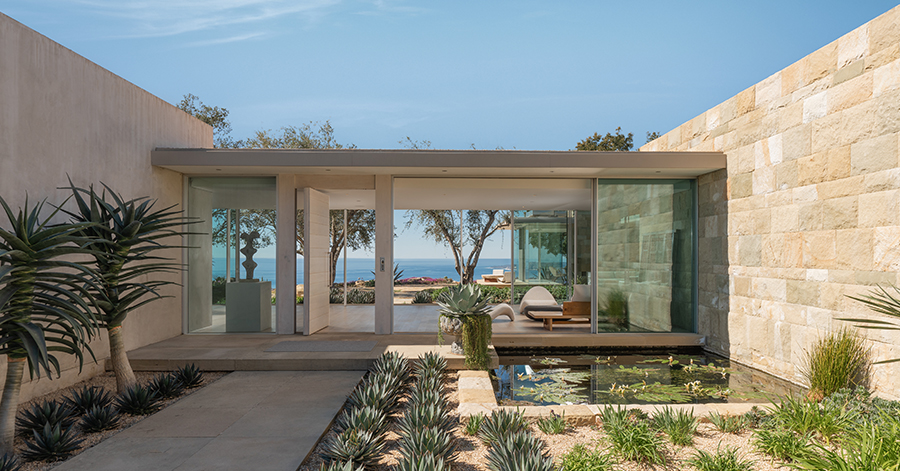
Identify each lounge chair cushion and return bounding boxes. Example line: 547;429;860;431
519;286;562;320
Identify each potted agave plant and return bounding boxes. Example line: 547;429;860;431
436;284;493;370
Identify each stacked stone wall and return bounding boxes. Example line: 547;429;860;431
641;5;900;398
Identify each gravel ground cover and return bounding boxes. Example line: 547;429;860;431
300;373;793;471
13;370;225;471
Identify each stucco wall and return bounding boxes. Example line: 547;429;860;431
641;5;900;398
0;13;212;400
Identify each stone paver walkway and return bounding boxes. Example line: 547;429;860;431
55;371;364;471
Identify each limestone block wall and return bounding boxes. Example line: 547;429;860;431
0;13;212;400
641;5;900;398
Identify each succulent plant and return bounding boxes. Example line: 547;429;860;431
485;432;553;471
318;461;365;471
334;406;388;437
398;426;457;463
320;429;385;468
414;375;444;395
397;404;455;436
436;284;493;319
346;380;401;414
464;413;485;436
16;400;78;437
479;409;528;447
415;352;447;379
22;423;84;462
174;363;204;389
81;405;121;433
115;385;161;415
148;373;185;399
395;453;452;471
372;351;410;383
408;385;448;411
65;386;114;415
0;453;20;471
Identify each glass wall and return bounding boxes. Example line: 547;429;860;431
596;180;696;333
187;177;277;333
512;210;591;304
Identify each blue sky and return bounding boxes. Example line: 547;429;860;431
3;0;898;258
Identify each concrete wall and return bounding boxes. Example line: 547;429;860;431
641;5;900;398
0;13;212;400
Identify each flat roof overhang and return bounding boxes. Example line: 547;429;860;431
151;148;726;178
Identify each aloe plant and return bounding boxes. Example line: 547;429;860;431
436;284;493;369
0;197;99;455
60;180;196;393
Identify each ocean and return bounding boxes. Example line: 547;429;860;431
212;257;511;284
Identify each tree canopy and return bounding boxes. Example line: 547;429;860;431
575;127;634;151
177;94;240;148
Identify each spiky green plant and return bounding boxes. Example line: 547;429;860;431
535;410;567;435
148;373;184;399
15;400;77;437
318;461;364;471
598;405;630;431
398;426;457;463
174;363;204;389
766;394;854;443
346;379;401;414
844;283;900;365
397;404;454;436
0;197;99;455
334;406;388;436
556;443;615;471
799;327;872;397
751;428;812;462
80;405;121;433
465;413;484;436
395;454;451;471
603;417;666;465
707;411;747;434
791;416;900;471
485;432;553;471
652;406;698;446
115;384;160;415
0;453;20;471
372;351;409;383
685;446;754;471
60;180;197;394
65;385;113;415
408;386;448;412
415;375;444;395
479;409;528;447
436;284;493;370
22;423;83;462
319;429;386;468
415;352;447;378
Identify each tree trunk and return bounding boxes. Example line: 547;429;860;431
108;325;136;394
0;357;25;455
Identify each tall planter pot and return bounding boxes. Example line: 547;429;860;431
461;314;492;370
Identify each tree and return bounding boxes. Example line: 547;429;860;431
0;198;98;454
405;209;509;284
575;127;634;151
177;94;241;148
61;181;194;393
645;131;661;144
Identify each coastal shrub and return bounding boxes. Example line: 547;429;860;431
652;406;698;446
16;401;78;437
685;446;754;471
535;411;567;435
329;287;344;304
603;288;628;327
479;409;528;446
412;289;435;304
556;444;615;471
22;423;83;462
211;276;227;304
478;285;512;303
485;432;553;471
799;327;872;397
346;289;375;304
512;285;568;303
65;386;114;415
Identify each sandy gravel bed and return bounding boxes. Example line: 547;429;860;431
300;376;791;471
14;370;226;471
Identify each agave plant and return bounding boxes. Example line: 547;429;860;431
0;197;99;455
346;379;401;414
479;409;528;447
148;373;184;399
436;284;493;369
396;454;451;471
174;363;204;389
397;404;455;436
22;423;84;462
485;432;553;471
65;385;113;414
16;400;77;437
334;406;388;436
0;453;19;471
319;429;386;468
319;461;364;471
115;384;161;415
415;352;447;379
372;351;410;383
398;426;457;463
408;386;448;412
60;180;197;394
80;405;121;433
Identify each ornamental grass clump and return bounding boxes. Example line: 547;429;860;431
603;417;666;465
556;443;615;471
752;428;813;462
685;446;754;471
707;411;747;434
765;394;854;443
799;327;872;398
652;406;698;446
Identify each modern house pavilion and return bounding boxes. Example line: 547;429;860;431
3;3;900;400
